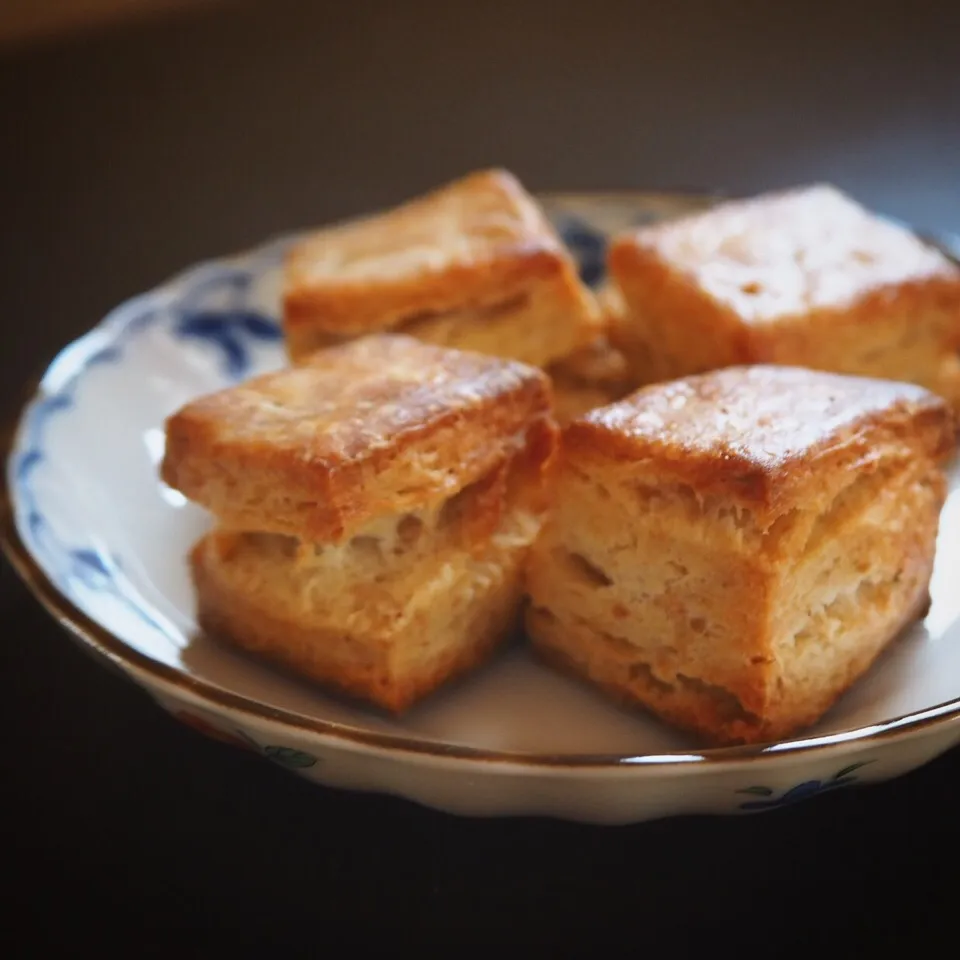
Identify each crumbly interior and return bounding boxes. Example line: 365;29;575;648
526;453;944;742
196;452;545;707
209;492;540;641
767;459;941;718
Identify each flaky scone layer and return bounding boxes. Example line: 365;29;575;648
194;458;545;713
162;334;558;541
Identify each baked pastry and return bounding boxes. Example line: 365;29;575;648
283;169;599;368
162;334;559;712
547;285;635;424
608;185;960;405
525;365;955;745
548;336;631;425
600;281;657;390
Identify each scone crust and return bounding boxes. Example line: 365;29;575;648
567;365;955;517
609;184;960;325
283;168;593;341
161;334;558;541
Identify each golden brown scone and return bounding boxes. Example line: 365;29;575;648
526;365;956;746
283;169;599;367
162;333;556;542
608;185;960;406
163;334;560;713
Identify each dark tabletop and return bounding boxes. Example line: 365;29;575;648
2;0;959;952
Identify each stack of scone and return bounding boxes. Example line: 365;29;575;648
161;169;960;745
162;334;558;712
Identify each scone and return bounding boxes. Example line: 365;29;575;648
162;334;559;713
283;168;599;367
526;365;956;745
608;185;960;405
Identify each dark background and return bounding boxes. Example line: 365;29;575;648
2;0;959;952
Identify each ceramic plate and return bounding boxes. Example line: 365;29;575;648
4;191;960;825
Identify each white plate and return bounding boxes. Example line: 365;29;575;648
4;191;960;825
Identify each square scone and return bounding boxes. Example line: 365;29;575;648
283;169;599;368
525;365;956;745
162;334;559;713
608;185;960;405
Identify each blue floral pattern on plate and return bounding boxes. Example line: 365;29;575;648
174;712;318;767
10;253;286;637
174;310;282;378
557;216;607;287
7;216;607;644
736;761;874;810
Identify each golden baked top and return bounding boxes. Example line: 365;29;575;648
161;334;557;541
568;365;955;509
610;184;960;323
284;168;582;336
